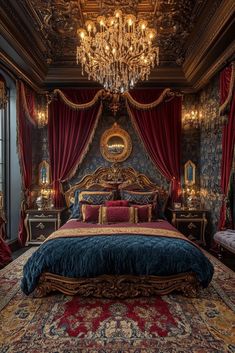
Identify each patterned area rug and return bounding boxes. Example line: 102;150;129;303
0;247;235;353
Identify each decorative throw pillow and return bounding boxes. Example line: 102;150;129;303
99;206;136;224
69;189;81;219
120;190;157;205
81;204;100;223
105;200;129;207
79;191;114;204
132;204;152;222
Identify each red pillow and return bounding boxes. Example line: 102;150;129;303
132;204;152;222
105;200;129;207
100;206;136;224
81;204;100;223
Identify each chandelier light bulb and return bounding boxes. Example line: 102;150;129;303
114;9;122;18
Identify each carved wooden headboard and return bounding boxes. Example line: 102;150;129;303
64;164;169;207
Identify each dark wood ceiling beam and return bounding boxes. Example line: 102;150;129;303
183;0;235;88
0;0;47;84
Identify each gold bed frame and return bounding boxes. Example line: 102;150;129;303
34;165;200;298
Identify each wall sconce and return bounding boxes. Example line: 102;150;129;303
183;110;202;128
36;94;51;128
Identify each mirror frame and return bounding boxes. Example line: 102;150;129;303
184;160;196;186
38;160;51;186
100;122;132;163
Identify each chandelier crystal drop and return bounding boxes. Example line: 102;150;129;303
76;9;159;93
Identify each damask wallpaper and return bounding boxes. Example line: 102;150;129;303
182;75;223;234
199;75;223;233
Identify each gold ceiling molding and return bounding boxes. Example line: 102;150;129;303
219;62;235;116
53;89;104;110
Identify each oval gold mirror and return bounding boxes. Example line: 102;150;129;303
100;123;132;162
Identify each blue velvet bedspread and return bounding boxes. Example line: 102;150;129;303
21;235;214;295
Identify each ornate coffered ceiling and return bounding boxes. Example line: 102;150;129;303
0;0;234;91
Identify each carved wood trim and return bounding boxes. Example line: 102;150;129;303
64;165;168;207
183;0;235;82
33;272;200;298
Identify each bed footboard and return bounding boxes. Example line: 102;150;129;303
33;272;200;298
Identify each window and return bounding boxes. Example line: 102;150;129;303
0;71;21;241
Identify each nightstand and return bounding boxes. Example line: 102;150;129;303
167;208;208;246
25;208;65;245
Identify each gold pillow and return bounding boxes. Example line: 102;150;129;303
99;206;137;224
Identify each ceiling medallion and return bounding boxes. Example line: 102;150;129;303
76;9;159;93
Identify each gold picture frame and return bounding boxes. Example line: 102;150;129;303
100;123;132;163
184;160;196;186
38;160;50;186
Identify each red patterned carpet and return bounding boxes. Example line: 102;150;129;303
0;247;235;353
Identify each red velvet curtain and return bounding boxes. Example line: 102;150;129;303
218;64;235;230
127;89;182;201
48;89;101;208
18;82;36;246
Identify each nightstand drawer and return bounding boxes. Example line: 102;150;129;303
25;208;66;245
167;208;208;246
176;220;204;243
29;212;55;218
175;211;203;219
29;219;57;242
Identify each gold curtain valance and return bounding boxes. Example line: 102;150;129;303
123;88;176;110
219;62;235;116
53;89;104;110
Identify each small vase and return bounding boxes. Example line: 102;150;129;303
36;196;44;210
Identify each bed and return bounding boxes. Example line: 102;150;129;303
21;165;214;298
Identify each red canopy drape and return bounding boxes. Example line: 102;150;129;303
127;89;182;201
48;89;102;208
218;63;235;230
17;82;36;246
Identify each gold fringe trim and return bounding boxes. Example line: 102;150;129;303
219;62;235;116
20;81;37;126
54;89;104;110
124;88;172;110
16;81;29;200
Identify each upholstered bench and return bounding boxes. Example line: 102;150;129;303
214;230;235;255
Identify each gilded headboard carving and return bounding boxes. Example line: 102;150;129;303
64;164;169;207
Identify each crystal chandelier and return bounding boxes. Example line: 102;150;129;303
76;9;159;93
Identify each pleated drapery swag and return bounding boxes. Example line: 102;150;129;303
17;81;36;246
48;89;103;208
218;63;235;230
126;89;182;201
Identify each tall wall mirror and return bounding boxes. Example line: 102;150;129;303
100;123;132;163
184;160;196;186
